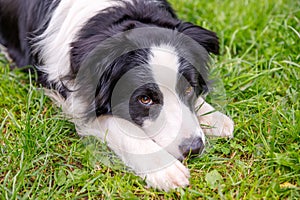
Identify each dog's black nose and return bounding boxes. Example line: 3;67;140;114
179;137;204;158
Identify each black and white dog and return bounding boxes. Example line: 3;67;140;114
0;0;234;191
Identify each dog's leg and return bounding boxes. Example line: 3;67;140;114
76;116;190;191
195;97;234;138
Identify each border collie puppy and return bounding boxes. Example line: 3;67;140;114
0;0;234;191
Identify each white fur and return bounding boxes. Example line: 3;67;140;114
150;45;179;90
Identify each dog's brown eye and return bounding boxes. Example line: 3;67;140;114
138;95;153;106
185;86;194;96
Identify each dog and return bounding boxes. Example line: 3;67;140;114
0;0;234;191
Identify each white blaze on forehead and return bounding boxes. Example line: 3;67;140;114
146;45;180;151
144;44;205;158
148;45;179;91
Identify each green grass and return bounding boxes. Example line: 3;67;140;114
0;0;299;199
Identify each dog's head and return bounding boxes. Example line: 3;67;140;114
69;3;219;160
71;25;218;160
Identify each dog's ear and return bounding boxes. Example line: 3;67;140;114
177;22;219;55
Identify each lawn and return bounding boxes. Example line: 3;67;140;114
0;0;299;199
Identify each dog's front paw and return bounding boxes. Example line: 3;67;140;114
143;160;190;191
199;111;234;138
